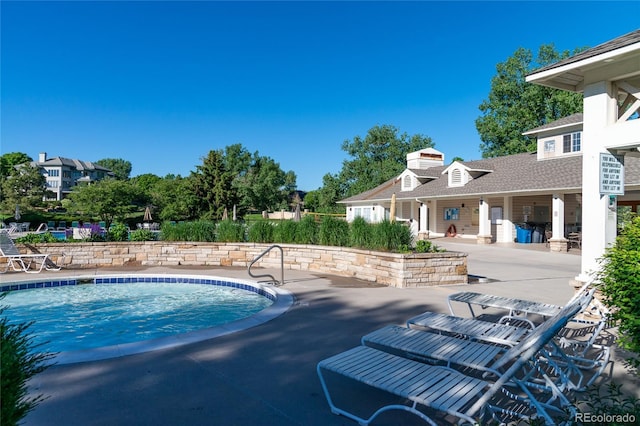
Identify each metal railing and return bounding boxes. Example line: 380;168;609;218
248;245;284;286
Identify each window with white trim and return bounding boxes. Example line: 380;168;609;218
353;207;372;222
544;140;555;152
563;132;581;153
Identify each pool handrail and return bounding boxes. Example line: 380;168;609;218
248;245;284;286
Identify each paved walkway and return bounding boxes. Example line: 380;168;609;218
14;240;637;425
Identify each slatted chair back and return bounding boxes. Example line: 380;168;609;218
463;295;587;422
489;290;592;372
0;230;21;256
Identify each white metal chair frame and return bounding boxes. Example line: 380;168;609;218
0;230;60;273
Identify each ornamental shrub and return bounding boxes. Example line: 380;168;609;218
1;295;55;425
370;220;412;252
248;220;274;243
15;232;58;244
318;216;349;247
349;216;371;248
129;229;156;241
160;221;216;242
294;215;317;245
414;239;443;253
216;220;245;242
107;222;129;242
273;220;298;244
597;215;640;368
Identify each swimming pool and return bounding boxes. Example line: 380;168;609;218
0;274;293;364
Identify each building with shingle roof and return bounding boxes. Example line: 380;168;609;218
341;29;640;263
527;28;639;278
29;152;115;200
339;114;640;249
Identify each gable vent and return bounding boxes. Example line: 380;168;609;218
402;175;413;190
451;169;463;186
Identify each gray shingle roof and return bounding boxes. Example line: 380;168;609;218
33;157;113;173
529;29;640;75
523;113;583;135
341;153;640;203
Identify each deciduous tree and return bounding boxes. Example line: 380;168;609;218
476;44;584;158
336;124;434;198
0;152;32;179
63;179;141;228
0;164;48;212
95;158;132;180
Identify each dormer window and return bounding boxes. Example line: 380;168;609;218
443;162;491;187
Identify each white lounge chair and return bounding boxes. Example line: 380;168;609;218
363;325;583;390
408;287;610;389
0;230;60;273
318;298;582;425
447;291;562;320
407;311;533;346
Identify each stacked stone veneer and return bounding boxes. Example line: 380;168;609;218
14;242;468;288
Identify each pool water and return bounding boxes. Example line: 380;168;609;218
50;230;67;240
3;282;273;353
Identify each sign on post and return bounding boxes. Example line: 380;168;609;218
600;153;624;195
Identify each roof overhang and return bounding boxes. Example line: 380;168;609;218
522;120;583;136
526;41;640;92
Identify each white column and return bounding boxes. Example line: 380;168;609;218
502;196;513;243
578;81;619;282
419;202;428;235
478;198;490;237
552;194;565;240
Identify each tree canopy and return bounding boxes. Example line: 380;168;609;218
0;164;48;212
339;125;434;197
191;150;234;220
476;44;585;158
63;179;142;228
0;152;32;179
95;158;132;180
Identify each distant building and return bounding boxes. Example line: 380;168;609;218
29;152;115;201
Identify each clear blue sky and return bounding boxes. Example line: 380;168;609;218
2;1;638;190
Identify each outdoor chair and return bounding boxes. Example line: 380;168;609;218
364;293;592;392
0;230;61;273
411;284;610;389
317;297;582;425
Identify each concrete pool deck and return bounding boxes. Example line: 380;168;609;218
14;239;639;425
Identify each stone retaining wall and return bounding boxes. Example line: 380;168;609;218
13;242;468;288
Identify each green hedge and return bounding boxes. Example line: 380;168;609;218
39;217;439;253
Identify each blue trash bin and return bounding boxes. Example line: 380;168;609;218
516;225;532;243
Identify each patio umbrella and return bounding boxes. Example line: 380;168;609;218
389;193;396;223
222;207;228;221
232;204;237;221
14;205;21;221
143;206;153;222
293;203;302;222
